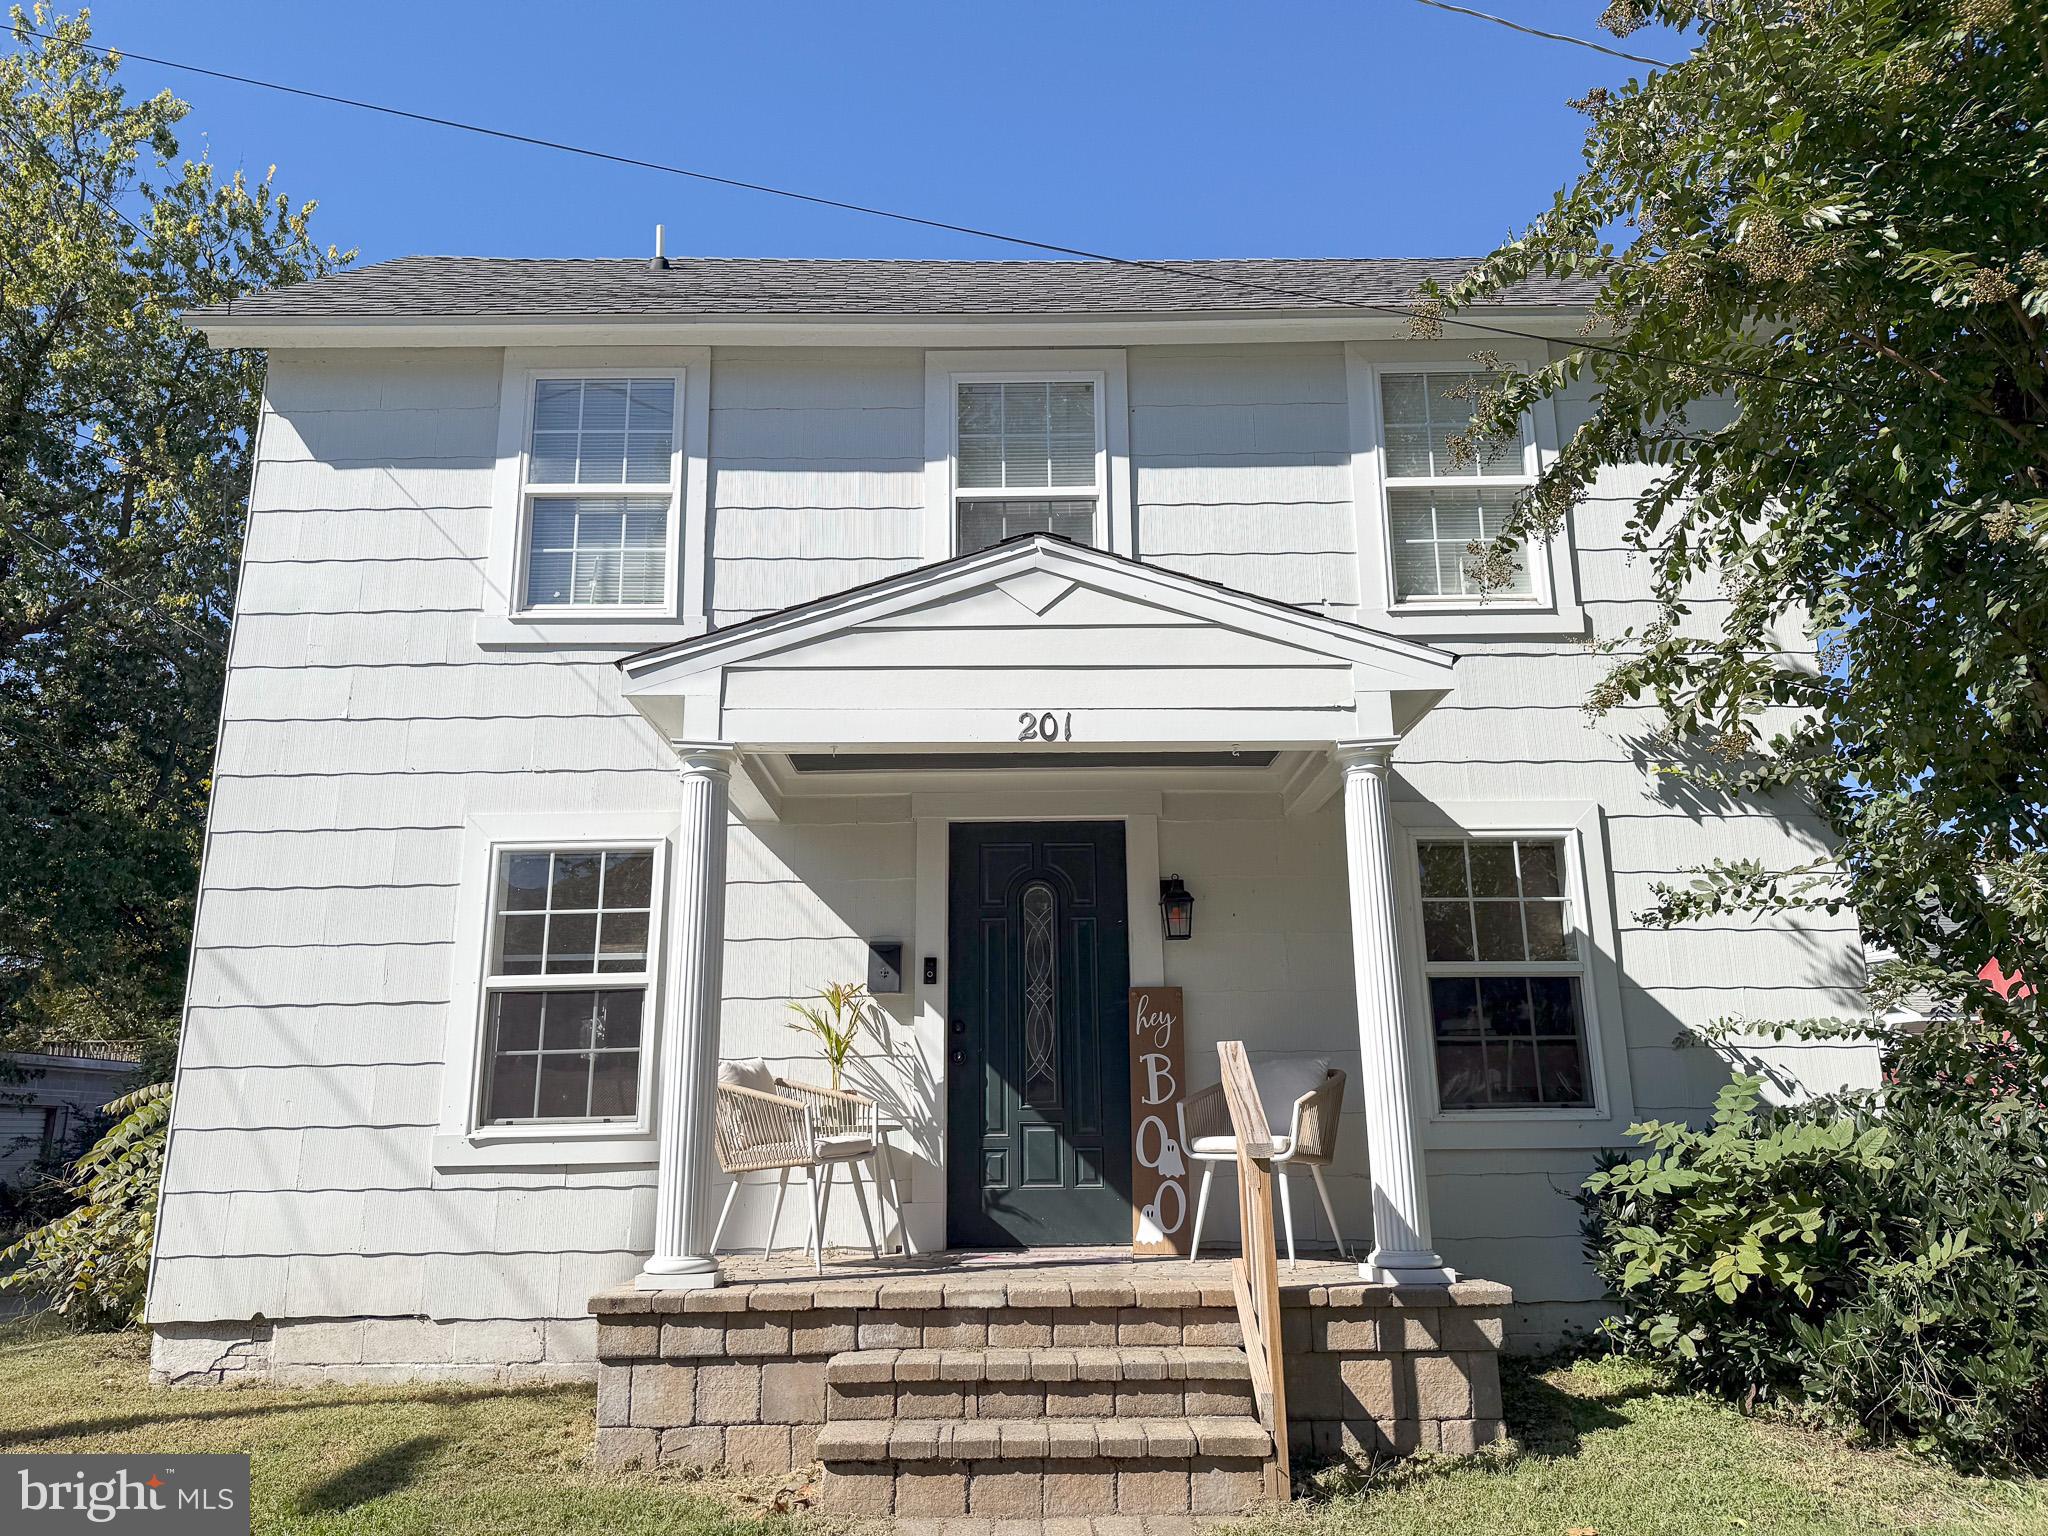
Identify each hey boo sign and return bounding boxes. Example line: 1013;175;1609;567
1128;986;1191;1256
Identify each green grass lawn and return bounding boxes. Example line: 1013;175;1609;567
2;1314;2042;1534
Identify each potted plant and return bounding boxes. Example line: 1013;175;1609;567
786;981;881;1091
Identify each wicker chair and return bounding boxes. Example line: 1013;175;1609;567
711;1061;883;1274
1178;1064;1348;1267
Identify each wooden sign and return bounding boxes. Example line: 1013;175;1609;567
1129;986;1191;1255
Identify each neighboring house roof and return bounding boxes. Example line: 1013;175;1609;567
183;254;1600;323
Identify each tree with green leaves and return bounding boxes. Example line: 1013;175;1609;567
0;7;345;1069
1438;0;2048;1054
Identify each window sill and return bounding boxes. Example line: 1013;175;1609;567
432;1130;658;1170
474;614;707;651
1366;602;1589;641
1419;1105;1624;1152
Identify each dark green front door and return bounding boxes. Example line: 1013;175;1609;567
947;821;1132;1248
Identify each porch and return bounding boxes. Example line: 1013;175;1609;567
614;535;1468;1289
592;1249;1509;1516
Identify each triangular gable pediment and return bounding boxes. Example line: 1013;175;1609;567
623;536;1455;686
619;536;1455;747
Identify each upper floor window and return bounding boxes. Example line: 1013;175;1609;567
954;378;1101;555
521;376;677;609
1415;835;1593;1110
1380;371;1536;604
477;846;659;1125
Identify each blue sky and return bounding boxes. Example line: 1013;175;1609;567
64;1;1668;267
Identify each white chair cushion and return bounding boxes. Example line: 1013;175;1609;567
1251;1056;1329;1132
1190;1133;1293;1158
717;1057;777;1094
815;1132;876;1160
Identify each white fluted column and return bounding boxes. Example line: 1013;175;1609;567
637;744;736;1290
1337;741;1454;1285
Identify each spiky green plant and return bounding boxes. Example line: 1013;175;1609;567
785;981;880;1090
0;1082;171;1327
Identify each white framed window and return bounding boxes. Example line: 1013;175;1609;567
1380;371;1536;603
1390;800;1635;1145
953;378;1102;555
1414;835;1592;1110
1345;343;1584;638
476;845;659;1125
481;349;711;649
924;351;1129;562
436;811;676;1168
518;373;680;611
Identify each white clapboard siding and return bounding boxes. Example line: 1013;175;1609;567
174;1063;442;1130
711;556;923;613
261;406;499;464
705;350;931;620
249;461;496;515
214;716;673;777
149;338;1880;1343
711;505;924;559
244;507;492;562
194;884;459;950
223;662;635;724
236;557;486;616
1128;343;1349;407
1134;460;1352;506
713;347;926;410
180;1003;450;1070
206;768;673;835
1141;551;1360;608
260;347;506;413
711;405;922;460
1135;503;1356;556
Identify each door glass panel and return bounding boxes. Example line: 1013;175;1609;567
1020;881;1060;1107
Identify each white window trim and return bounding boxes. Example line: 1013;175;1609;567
1346;341;1586;639
434;809;678;1169
1389;799;1636;1150
923;349;1131;563
479;346;712;650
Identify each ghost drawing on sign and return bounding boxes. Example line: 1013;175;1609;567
1129;987;1189;1252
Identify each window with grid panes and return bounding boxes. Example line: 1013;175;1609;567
478;847;656;1124
954;379;1099;554
1415;837;1593;1109
1379;371;1537;602
521;377;676;608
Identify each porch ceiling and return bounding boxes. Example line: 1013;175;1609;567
618;536;1458;752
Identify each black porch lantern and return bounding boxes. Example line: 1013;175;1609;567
1159;875;1196;941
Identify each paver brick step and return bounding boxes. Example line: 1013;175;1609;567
826;1346;1250;1387
817;1416;1273;1463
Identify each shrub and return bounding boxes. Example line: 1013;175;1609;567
0;1083;171;1328
1581;1064;2048;1464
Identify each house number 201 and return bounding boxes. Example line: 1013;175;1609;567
1017;711;1074;742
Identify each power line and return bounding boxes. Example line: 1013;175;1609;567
1407;0;1676;68
2;524;226;653
10;23;1802;389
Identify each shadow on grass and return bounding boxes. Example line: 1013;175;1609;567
0;1383;574;1452
295;1434;446;1514
1298;1355;1661;1503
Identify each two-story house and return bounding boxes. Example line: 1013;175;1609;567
146;256;1875;1494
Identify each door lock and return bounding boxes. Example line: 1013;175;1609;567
949;1019;965;1037
950;1049;965;1065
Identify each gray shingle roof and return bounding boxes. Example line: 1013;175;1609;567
186;255;1598;323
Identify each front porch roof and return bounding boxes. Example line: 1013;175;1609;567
617;535;1459;751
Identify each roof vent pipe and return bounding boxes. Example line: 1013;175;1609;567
651;224;669;271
